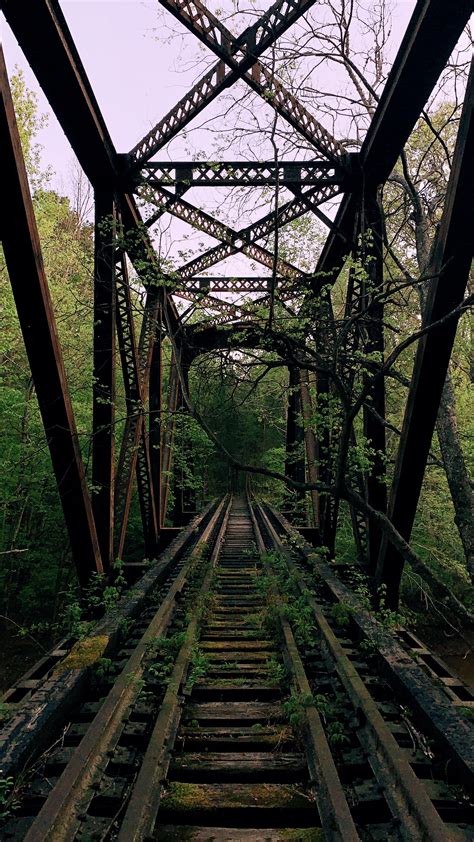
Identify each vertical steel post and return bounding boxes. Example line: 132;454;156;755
135;425;159;557
285;366;305;488
92;190;116;571
161;353;180;524
172;382;186;527
172;364;196;526
300;370;320;529
149;316;163;530
114;250;143;560
362;191;387;573
315;369;333;549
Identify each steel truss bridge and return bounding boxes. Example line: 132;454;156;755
1;0;474;834
1;0;472;594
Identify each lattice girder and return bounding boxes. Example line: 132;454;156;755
139;160;344;188
154;0;348;164
129;0;329;166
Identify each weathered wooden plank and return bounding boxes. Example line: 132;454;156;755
155;826;323;841
170;752;307;782
200;641;272;650
159;782;317;812
184;702;285;723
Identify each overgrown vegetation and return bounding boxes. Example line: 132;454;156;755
1;1;473;689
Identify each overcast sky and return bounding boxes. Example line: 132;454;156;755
2;0;420;284
2;1;417;187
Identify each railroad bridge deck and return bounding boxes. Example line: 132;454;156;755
1;497;473;840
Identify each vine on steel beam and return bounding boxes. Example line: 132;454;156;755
161;355;180;523
171;364;196;526
114;195;182;550
338;210;370;564
300;370;320;530
114;250;148;559
285;367;306;489
114;254;160;557
361;192;387;572
149;322;163;531
0;46;103;587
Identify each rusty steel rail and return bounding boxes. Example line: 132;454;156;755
254;499;474;838
248;499;359;841
266;502;474;786
18;497;229;842
116;497;233;840
2;496;473;841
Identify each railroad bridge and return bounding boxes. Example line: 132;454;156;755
1;0;473;839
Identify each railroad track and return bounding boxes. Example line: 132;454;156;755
1;495;473;840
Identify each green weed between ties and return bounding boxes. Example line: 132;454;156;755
0;776;19;822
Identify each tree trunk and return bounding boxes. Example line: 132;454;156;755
436;373;473;581
415;211;472;580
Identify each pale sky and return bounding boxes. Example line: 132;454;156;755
2;1;417;185
1;0;420;284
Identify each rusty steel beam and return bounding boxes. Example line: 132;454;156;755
2;0;117;188
135;287;161;548
173;182;341;279
113;198;181;554
141;176;347;283
362;193;387;572
144;0;347;165
313;192;359;290
314;0;473;286
376;59;474;607
114;253;160;558
140;159;344;187
175;289;250;319
285;366;306;491
0;47;103;586
139;182;311;279
114;195;182;549
120;192;182;337
336;209;371;563
114;251;147;560
129;0;320;166
149;324;163;529
135;421;160;556
92;191;117;570
171;367;193;527
361;0;474;186
161;355;180;523
182;277;274;293
300;369;320;529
